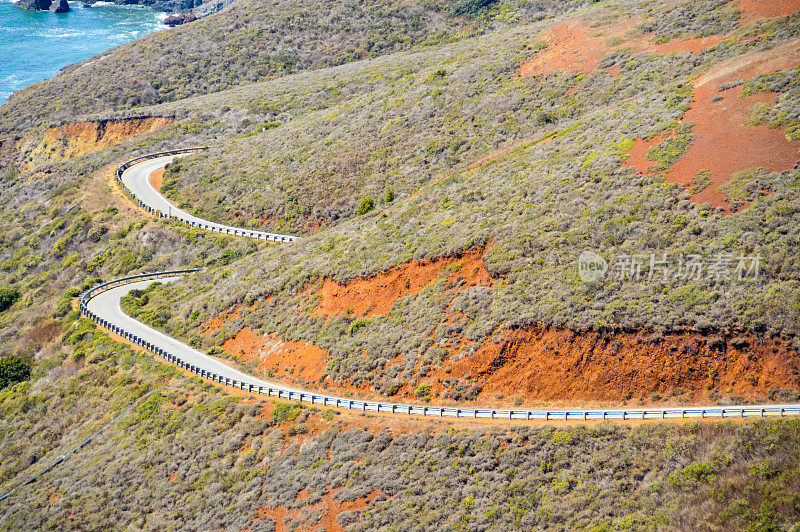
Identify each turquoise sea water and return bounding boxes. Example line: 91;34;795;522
0;0;165;103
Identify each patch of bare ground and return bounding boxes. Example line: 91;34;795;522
310;245;494;318
738;0;800;26
624;39;800;208
23;116;173;166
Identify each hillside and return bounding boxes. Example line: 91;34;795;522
0;0;800;528
113;0;800;407
0;0;580;142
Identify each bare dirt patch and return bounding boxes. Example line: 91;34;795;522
519;20;618;77
311;245;493;318
519;18;730;79
25;116;173;165
252;486;383;532
442;328;800;406
624;39;800;207
223;327;330;383
149;167;164;192
738;0;800;26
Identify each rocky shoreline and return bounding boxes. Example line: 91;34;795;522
15;0;234;24
17;0;70;13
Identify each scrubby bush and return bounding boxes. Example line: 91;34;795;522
453;0;498;18
0;355;32;389
0;286;20;312
356;197;374;216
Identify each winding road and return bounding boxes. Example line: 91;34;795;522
80;150;800;422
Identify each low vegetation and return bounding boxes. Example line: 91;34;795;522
0;0;798;527
111;5;800;402
0;324;799;529
0;0;583;142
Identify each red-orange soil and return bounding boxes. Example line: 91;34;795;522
738;0;800;25
311;245;494;318
149;168;164;191
252;487;383;532
519;20;615;77
204;304;241;333
443;328;799;405
26;116;173;165
519;19;732;79
203;255;799;408
223;327;330;383
625;40;800;207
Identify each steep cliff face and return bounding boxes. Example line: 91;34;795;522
22;116;173;166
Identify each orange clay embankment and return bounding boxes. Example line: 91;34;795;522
625;39;800;208
222;327;330;384
443;328;799;405
311;245;494;318
26;116;173;164
205;247;800;408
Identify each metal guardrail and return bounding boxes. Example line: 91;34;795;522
116;148;295;243
79;269;200;307
99;150;800;422
79;272;800;422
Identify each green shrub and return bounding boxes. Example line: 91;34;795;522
453;0;498;18
271;402;303;425
3;168;18;183
669;461;716;491
349;318;369;335
688;169;712;194
0;286;21;312
415;382;432;398
356;196;374;216
0;355;32;389
646;131;694;171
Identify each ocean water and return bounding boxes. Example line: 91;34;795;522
0;0;165;103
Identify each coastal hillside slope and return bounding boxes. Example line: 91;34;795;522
0;0;800;529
